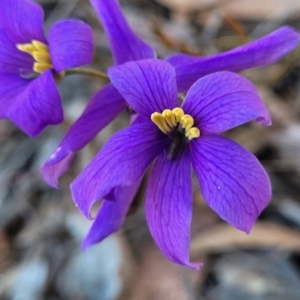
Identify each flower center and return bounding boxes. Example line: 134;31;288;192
151;108;200;141
16;40;53;74
151;108;200;160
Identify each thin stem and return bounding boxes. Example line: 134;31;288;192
65;67;110;81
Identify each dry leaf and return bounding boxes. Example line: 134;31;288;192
191;222;300;256
155;0;221;14
128;241;202;300
156;0;300;20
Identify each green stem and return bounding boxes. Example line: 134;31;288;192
65;68;109;81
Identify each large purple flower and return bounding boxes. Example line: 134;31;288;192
42;0;300;188
0;0;93;137
71;59;272;268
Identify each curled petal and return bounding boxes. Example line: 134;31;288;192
7;70;63;137
82;179;142;250
42;84;126;188
146;148;201;269
167;26;300;92
89;0;155;65
48;20;94;72
109;59;178;118
0;0;46;44
182;71;271;134
190;135;271;233
71;121;169;219
41;153;75;189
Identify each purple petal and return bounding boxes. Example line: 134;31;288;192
71;121;169;219
190;135;271;233
166;54;201;68
41;153;75;188
0;73;30;117
0;0;46;44
0;28;34;74
109;59;178;118
182;71;271;134
89;0;155;65
48;20;94;72
167;26;300;92
7;70;63;137
146;148;201;269
82;179;142;250
41;84;126;188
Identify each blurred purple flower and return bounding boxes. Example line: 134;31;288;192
71;59;272;268
0;0;93;137
42;0;300;188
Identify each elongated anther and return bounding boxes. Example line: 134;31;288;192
162;109;177;127
151;113;170;134
172;107;184;122
186;127;200;140
33;52;51;64
34;62;53;74
32;40;49;52
16;43;36;54
17;40;53;74
180;115;194;131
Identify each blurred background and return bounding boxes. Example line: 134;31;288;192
1;0;300;299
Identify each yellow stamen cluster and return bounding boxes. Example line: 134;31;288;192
16;40;53;74
151;107;200;140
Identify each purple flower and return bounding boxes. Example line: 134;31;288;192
0;0;93;137
71;59;272;268
41;0;299;188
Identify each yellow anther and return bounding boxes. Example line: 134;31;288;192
34;62;53;74
172;107;184;122
16;43;36;54
151;112;170;134
162;109;177;127
32;52;51;64
152;107;200;140
16;40;53;74
185;127;200;140
180;114;194;131
32;40;49;52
